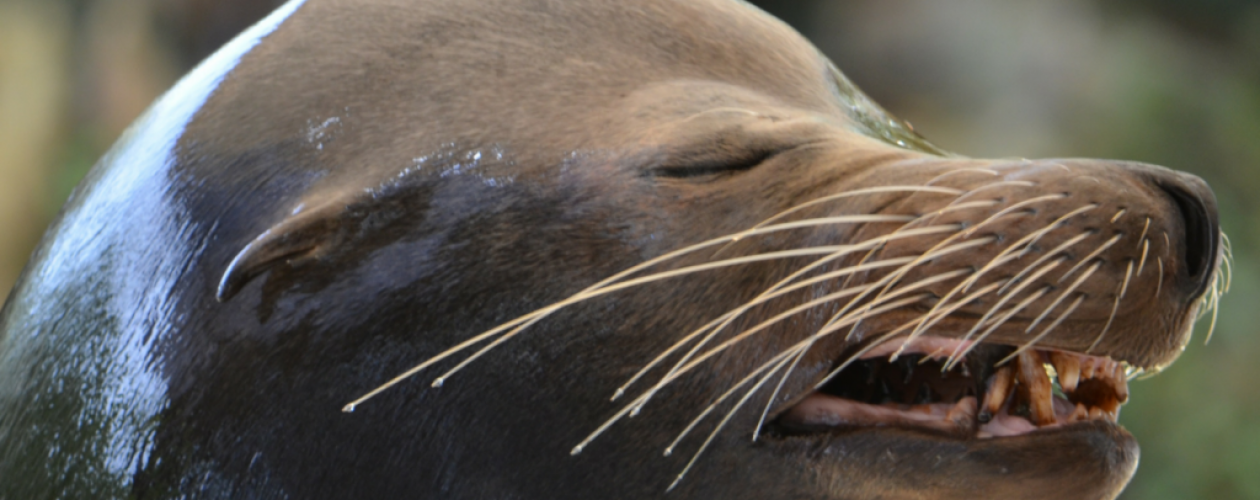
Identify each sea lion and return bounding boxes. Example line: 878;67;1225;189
0;0;1225;499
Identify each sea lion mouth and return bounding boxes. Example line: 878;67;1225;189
775;335;1132;440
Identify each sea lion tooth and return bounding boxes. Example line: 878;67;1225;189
1071;403;1089;423
1089;406;1105;421
980;365;1014;422
1112;363;1130;403
947;396;978;430
1049;351;1080;393
1015;351;1055;426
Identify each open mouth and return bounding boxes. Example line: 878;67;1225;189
776;335;1132;439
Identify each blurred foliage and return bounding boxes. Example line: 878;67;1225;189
0;0;1256;497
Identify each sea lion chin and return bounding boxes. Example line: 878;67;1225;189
0;0;1225;499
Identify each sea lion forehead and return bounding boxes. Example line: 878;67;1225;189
231;0;838;125
182;0;847;193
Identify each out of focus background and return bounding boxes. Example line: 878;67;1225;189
0;0;1256;497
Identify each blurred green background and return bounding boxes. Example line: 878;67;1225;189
0;0;1256;497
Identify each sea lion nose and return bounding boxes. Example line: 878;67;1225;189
1152;170;1220;296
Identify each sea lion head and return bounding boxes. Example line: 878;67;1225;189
0;0;1225;498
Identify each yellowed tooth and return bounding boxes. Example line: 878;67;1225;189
1049;351;1081;393
948;396;978;430
1071;402;1089;422
1112;363;1129;403
1016;351;1055;426
981;365;1015;420
1089;406;1105;421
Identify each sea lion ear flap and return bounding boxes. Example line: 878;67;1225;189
216;199;347;302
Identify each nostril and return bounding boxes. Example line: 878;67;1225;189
1158;182;1217;280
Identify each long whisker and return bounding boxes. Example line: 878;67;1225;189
432;245;881;390
665;351;800;492
643;291;936;420
1089;261;1132;352
635;226;967;408
575;294;927;459
906;220;1090;343
663;348;799;457
890;280;1008;360
946;287;1052;366
613;255;918;401
945;258;1067;369
1025;261;1103;333
999;293;1087;364
964;204;1099;293
996;231;1091;295
726;186;961;241
866;194;1068;312
752;347;810;442
1136;239;1150;276
1059;234;1120;282
345;216;932;410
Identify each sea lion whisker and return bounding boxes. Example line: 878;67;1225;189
961;203;1099;294
946;287;1053;367
712;186;964;255
646;292;937;417
432;245;886;389
890;279;1008;361
999;294;1088;365
588;296;925;461
944;258;1068;370
808;295;939;389
617;255;919;401
864;194;1067;312
1058;234;1121;282
1204;275;1222;344
627;282;884;416
1025;261;1103;333
1088;261;1133;353
997;231;1092;295
612;314;735;401
640;226;970;400
1136;239;1150;276
665;351;799;493
831;238;994;341
1110;208;1128;223
1155;257;1164;299
906;223;1071;342
348;218;923;408
919;200;1001;225
943;180;1036;207
840;197;1007;292
752;347;811;442
920;168;1000;187
665;348;799;456
1136;217;1151;246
